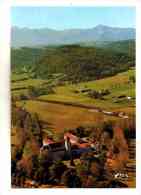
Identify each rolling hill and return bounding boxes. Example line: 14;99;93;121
11;41;135;83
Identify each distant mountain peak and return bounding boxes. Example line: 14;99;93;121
94;24;110;29
12;25;135;48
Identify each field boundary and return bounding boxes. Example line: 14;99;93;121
36;98;131;119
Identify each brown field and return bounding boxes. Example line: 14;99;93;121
17;100;119;132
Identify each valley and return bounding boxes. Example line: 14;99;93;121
11;42;136;188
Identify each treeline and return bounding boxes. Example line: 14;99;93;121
97;40;135;56
11;40;135;83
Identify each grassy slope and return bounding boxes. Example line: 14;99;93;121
12;69;135;111
12;69;135;132
11;73;48;96
39;69;135;111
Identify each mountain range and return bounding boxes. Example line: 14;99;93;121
11;25;135;48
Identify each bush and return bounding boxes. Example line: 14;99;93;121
28;85;55;98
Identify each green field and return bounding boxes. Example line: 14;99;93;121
11;69;135;132
12;69;135;112
39;69;135;110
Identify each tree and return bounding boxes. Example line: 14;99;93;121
61;168;82;188
37;150;52;184
48;161;67;184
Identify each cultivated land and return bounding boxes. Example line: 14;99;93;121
12;70;135;126
38;69;135;110
16;100;119;132
11;69;135;141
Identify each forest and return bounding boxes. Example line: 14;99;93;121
11;40;135;83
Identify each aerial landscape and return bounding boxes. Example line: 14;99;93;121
11;7;136;188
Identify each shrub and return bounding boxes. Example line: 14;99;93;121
28;85;55;98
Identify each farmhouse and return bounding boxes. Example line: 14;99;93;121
42;137;54;146
40;132;93;162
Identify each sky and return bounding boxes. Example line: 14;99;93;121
12;7;136;30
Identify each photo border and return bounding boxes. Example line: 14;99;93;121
0;0;141;195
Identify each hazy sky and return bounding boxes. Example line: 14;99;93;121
12;7;136;30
